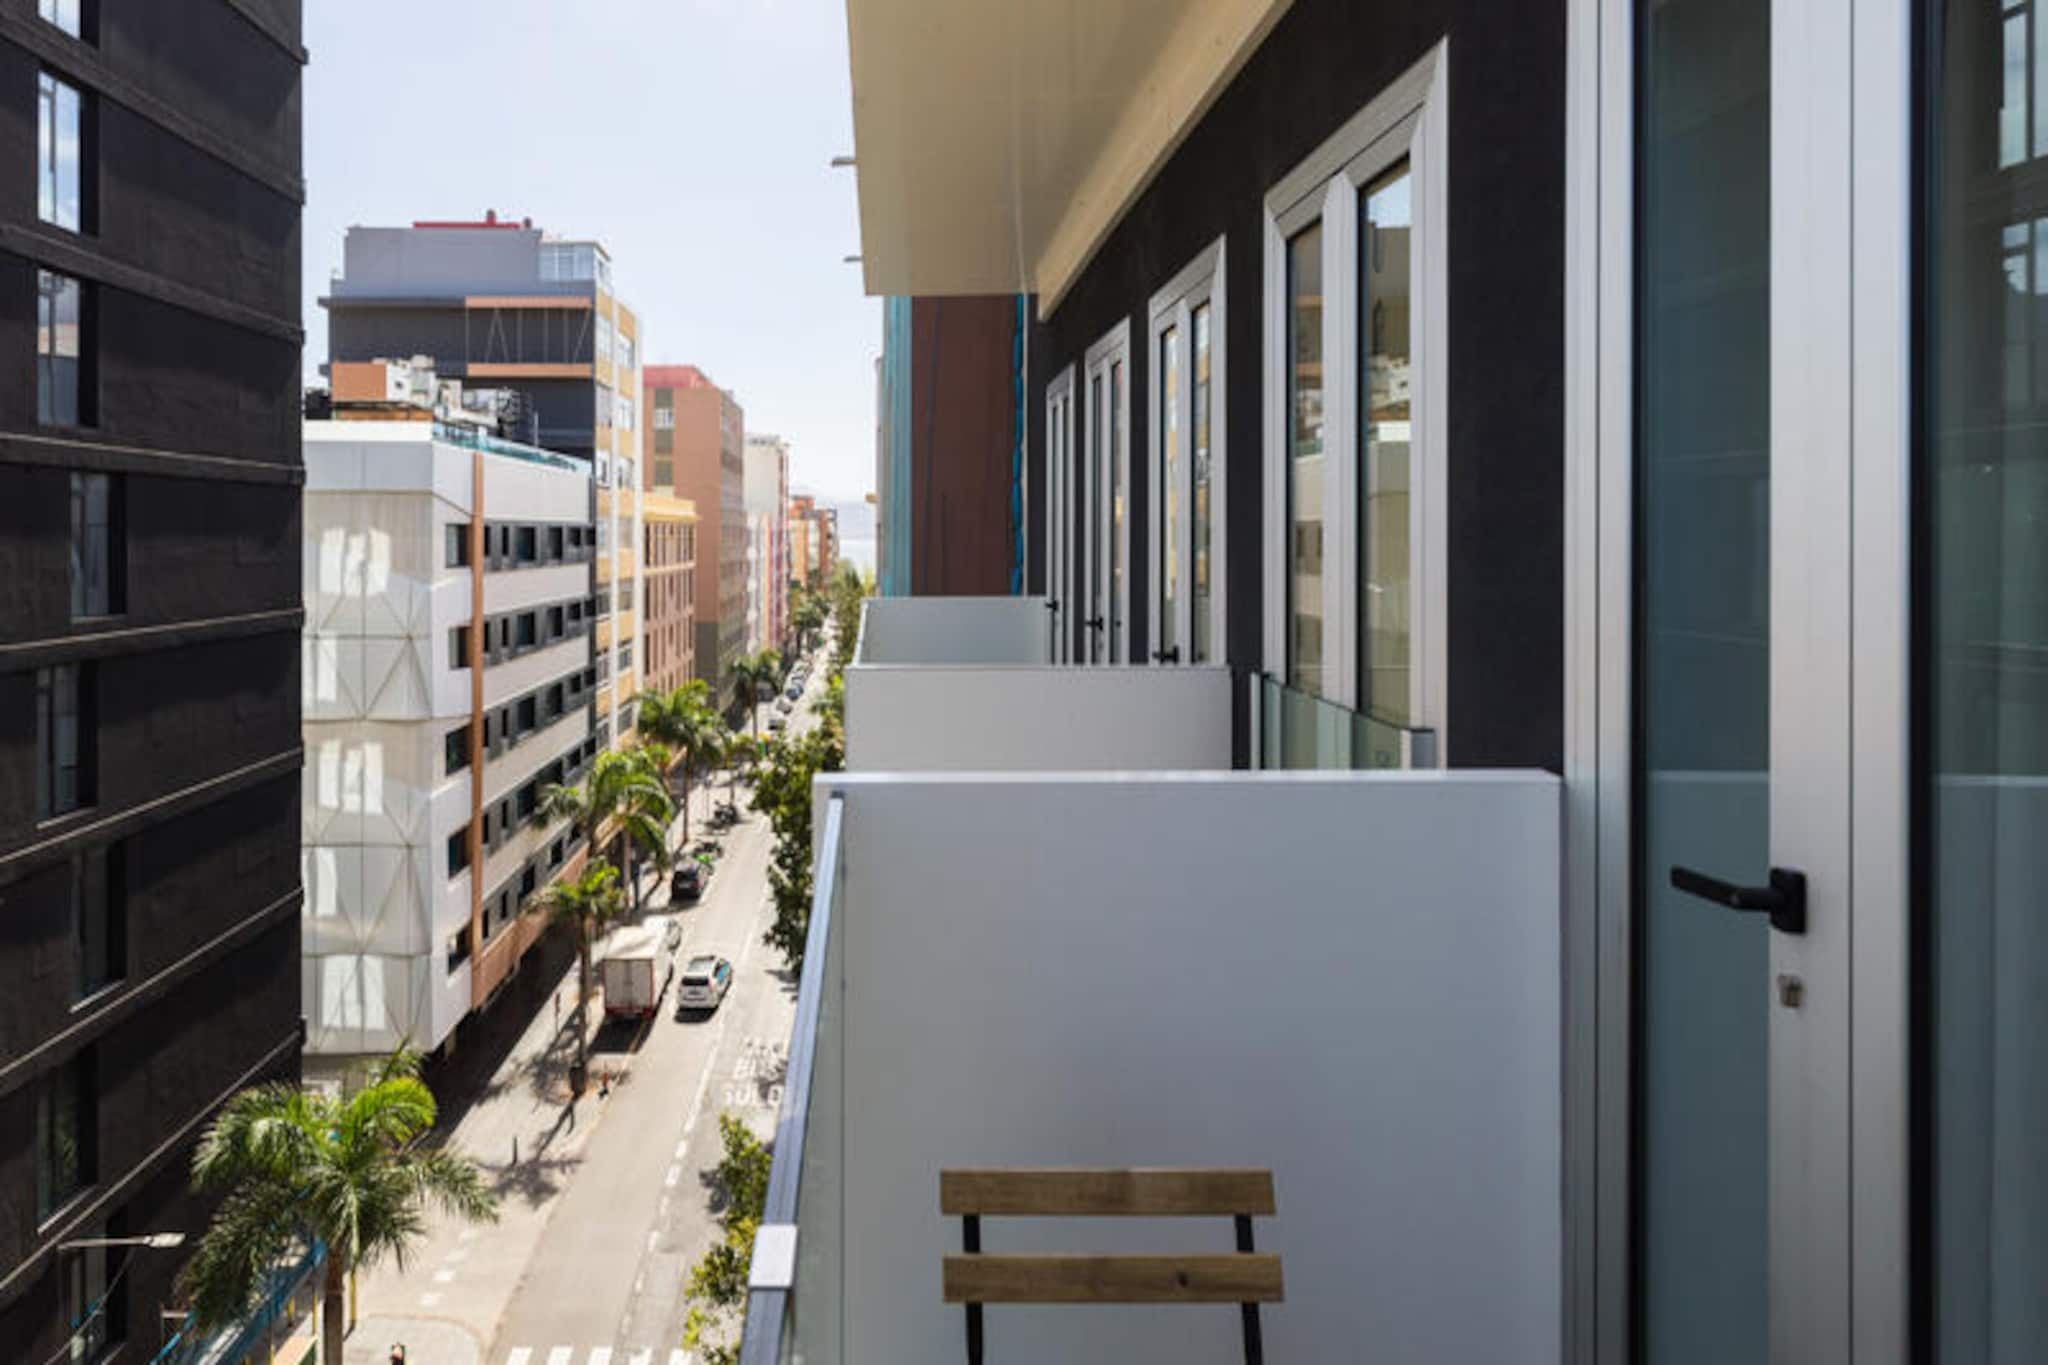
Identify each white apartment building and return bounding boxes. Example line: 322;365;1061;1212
743;433;790;655
302;420;601;1060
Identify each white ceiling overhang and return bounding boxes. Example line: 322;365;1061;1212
846;0;1292;317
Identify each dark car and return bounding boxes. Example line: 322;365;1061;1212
671;860;708;902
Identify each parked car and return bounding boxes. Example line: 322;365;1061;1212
768;712;787;731
671;860;708;903
775;697;794;714
677;954;734;1011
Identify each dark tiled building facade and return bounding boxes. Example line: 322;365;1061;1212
0;1;304;1356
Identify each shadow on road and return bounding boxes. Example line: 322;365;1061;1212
419;922;579;1135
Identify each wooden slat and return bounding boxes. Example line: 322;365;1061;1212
940;1168;1275;1217
943;1254;1284;1304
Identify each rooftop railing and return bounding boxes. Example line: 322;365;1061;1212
432;420;588;475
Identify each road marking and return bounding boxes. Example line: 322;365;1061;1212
418;1291;441;1307
545;1350;572;1365
664;1163;681;1188
647;1228;660;1251
504;1352;531;1365
433;1267;456;1283
589;1350;613;1365
627;1352;653;1365
674;1139;688;1159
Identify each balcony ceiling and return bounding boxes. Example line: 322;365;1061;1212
846;0;1292;314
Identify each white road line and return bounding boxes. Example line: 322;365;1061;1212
627;1350;653;1365
418;1291;441;1308
674;1139;689;1159
664;1163;681;1188
504;1350;532;1365
432;1267;456;1283
545;1349;573;1365
673;1350;692;1365
646;1228;660;1251
589;1350;613;1365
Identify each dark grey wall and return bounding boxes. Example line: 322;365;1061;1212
1033;0;1566;770
0;0;305;1351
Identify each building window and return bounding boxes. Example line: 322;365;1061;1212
446;931;470;973
654;404;675;430
1261;48;1445;751
617;332;635;371
1284;222;1326;698
445;724;470;776
516;525;537;563
548;525;565;560
37;268;88;427
39;0;88;38
516;612;537;649
596;382;613;430
596;314;614;364
615;395;635;432
63;1229;119;1361
37;662;92;821
517;696;537;733
38;70;86;233
73;847;120;1001
447;828;469;878
70;471;121;619
1148;242;1225;667
36;1051;92;1220
446;524;470;568
449;625;470;670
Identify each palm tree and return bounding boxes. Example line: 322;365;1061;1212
536;862;627;1095
634;681;719;844
790;586;827;656
539;748;674;919
180;1050;497;1365
729;648;783;739
721;728;755;812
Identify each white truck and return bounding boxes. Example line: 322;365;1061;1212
600;921;679;1021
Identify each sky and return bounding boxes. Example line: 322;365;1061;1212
302;0;879;504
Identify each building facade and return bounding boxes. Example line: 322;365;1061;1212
301;421;599;1062
644;365;745;692
320;216;643;751
787;493;838;590
639;491;697;697
0;1;306;1356
873;295;1024;596
743;433;790;654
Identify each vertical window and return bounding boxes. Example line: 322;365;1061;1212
1286;223;1327;696
1191;302;1215;663
449;625;470;670
63;1233;117;1360
516;526;537;563
447;828;469;878
38;71;84;233
70;471;120;618
36;1051;92;1219
445;724;470;776
37;662;92;821
73;847;120;1000
38;269;88;427
1359;165;1413;724
39;0;86;38
446;524;470;568
1110;358;1127;656
1159;325;1181;662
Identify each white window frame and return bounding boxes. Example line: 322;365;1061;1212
1147;238;1229;665
1261;41;1448;746
1083;320;1133;664
1045;364;1076;662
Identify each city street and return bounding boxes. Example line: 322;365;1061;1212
345;665;826;1365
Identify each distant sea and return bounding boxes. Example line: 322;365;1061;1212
833;499;876;575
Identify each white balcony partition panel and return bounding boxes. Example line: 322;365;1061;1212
855;596;1049;665
845;664;1232;771
815;769;1562;1364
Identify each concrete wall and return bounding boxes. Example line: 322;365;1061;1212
812;770;1561;1365
855;596;1048;665
846;665;1232;771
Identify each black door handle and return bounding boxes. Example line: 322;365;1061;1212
1151;647;1181;663
1046;599;1061;613
1085;616;1105;631
1668;865;1807;935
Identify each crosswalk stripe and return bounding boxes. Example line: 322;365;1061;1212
504;1351;530;1365
589;1350;612;1365
544;1349;573;1365
625;1351;652;1365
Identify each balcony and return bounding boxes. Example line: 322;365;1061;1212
742;761;1562;1363
849;596;1233;770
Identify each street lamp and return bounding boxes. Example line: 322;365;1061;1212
843;255;862;264
62;1233;185;1251
829;155;856;168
